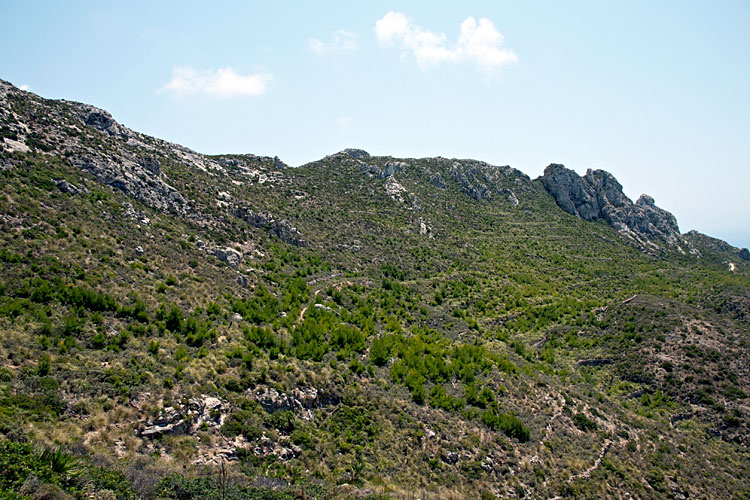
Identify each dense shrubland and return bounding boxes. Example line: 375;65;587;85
0;140;748;499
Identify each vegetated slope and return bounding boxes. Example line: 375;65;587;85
0;78;748;500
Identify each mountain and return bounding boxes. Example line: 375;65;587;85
1;78;748;500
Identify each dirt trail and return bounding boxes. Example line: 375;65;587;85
298;289;322;322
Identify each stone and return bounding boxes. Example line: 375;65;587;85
213;247;242;269
139;156;160;176
273;155;287;169
383;160;407;178
122;203;150;225
69;154;187;214
233;207;308;247
139;395;229;438
54;179;80;195
430;172;447;189
540;164;683;249
739;248;750;261
442;451;459;465
82;106;129;139
447;160;528;203
251;386;340;421
135;246;144;256
237;275;248;287
139;406;189;437
342;148;370;159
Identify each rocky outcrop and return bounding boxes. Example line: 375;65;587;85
359;160;408;179
740;248;750;261
233;207;308;247
139;395;229;438
540;164;683;250
81;105;129;139
251;386;340;421
450;162;491;201
430;172;447;189
54;179;82;195
341;148;370;159
212;247;242;269
69;155;187;213
448;161;529;204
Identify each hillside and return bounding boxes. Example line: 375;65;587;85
1;78;749;499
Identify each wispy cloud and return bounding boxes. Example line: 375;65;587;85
162;66;272;98
335;116;355;128
309;30;357;55
374;12;517;74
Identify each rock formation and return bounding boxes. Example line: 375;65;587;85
540;164;683;250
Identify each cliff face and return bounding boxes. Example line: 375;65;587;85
540;164;687;252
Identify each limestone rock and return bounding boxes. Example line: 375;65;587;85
273;155;287;169
122;203;150;225
358;160;407;179
139;156;160;176
448;160;529;203
442;451;459;465
69;155;187;214
82;106;129;139
213;247;242;269
251;386;340;421
54;179;80;195
430;172;447;189
233;207;308;247
139;395;229;438
540;164;683;250
342;148;370;159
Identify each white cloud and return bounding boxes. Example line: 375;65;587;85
335;116;355;128
374;11;517;74
19;84;29;91
309;30;357;55
162;66;271;98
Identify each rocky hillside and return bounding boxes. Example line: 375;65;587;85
1;79;749;500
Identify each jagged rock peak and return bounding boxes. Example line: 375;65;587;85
540;163;683;251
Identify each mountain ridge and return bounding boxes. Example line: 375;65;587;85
1;77;749;499
3;77;746;258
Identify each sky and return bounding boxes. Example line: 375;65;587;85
1;1;748;248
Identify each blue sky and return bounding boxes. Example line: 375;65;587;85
1;1;749;248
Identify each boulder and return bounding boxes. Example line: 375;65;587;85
233;208;308;247
139;156;160;176
139;395;229;438
442;451;459;465
82;106;128;139
213;247;242;269
251;386;340;421
740;248;750;261
430;172;447;189
53;179;80;195
273;155;287;169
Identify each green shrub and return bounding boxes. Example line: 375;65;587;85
481;410;530;442
572;412;598;431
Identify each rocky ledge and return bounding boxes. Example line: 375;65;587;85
540;164;686;251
